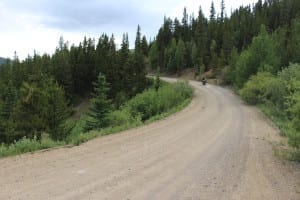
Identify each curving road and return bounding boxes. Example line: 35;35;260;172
0;78;299;200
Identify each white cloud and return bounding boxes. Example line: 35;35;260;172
0;0;258;60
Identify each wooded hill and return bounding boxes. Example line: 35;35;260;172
0;26;149;143
149;0;300;76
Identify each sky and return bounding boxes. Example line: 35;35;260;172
0;0;257;60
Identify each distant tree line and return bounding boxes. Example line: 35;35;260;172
149;0;300;75
0;26;149;143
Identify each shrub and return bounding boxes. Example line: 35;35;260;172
241;64;300;151
126;81;193;121
107;109;141;127
280;64;300;148
264;76;287;109
286;82;300;133
239;72;276;104
279;63;300;82
287;127;300;148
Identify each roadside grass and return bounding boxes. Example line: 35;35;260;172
0;80;194;158
0;137;65;158
258;103;289;137
258;104;300;161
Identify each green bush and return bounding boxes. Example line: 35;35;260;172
107;109;141;127
280;65;300;148
239;72;276;104
240;64;300;152
286;82;300;148
287;128;300;148
279;63;300;82
126;81;193;121
264;77;287;109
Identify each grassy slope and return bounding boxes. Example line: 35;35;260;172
258;104;300;161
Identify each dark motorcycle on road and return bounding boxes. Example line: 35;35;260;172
201;78;207;85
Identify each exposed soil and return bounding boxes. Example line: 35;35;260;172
0;79;299;200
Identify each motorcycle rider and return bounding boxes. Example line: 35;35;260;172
201;76;206;85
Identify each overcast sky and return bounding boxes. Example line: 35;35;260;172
0;0;257;59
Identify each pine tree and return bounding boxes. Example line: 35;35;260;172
287;18;300;64
0;81;17;120
220;0;226;22
0;81;18;143
164;38;177;72
133;25;147;93
210;1;216;21
119;33;130;63
195;7;208;67
175;39;186;72
182;7;189;41
96;34;110;77
149;42;159;69
222;20;234;62
210;40;218;70
135;25;142;52
184;41;193;68
191;42;199;69
156;17;173;67
173;18;181;41
224;47;239;84
12;82;48;141
118;33;131;96
141;36;148;56
45;79;71;140
104;34;118;98
52;37;73;98
85;73;111;132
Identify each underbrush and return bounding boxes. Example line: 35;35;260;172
259;104;300;161
0;137;65;158
0;80;194;158
66;80;193;146
240;64;300;161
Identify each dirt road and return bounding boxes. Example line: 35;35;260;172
0;79;299;200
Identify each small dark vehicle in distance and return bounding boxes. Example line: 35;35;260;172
201;77;206;85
